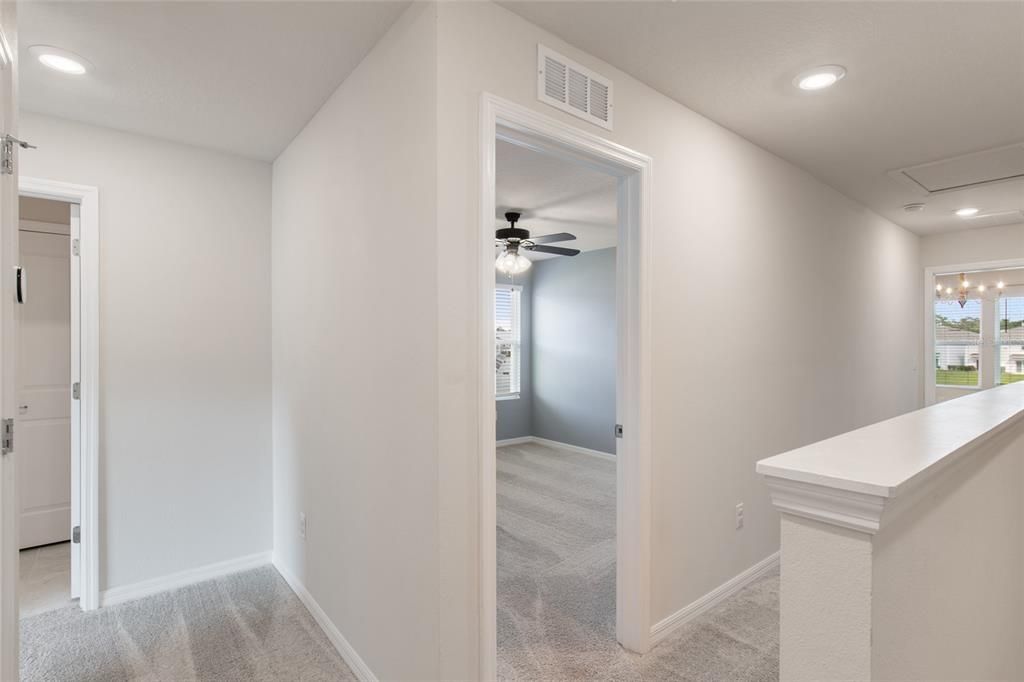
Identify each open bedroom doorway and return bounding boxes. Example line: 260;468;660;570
478;94;653;679
493;136;620;678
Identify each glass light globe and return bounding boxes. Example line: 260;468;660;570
495;248;531;275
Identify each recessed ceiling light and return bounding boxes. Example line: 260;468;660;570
794;65;846;91
28;45;90;75
954;207;979;217
903;202;926;213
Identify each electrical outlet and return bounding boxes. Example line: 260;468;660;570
735;503;744;530
299;512;307;539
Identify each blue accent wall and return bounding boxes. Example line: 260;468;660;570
495;248;617;453
530;248;617;454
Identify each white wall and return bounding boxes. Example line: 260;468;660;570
921;221;1024;268
19;113;272;590
434;2;922;670
270;5;440;680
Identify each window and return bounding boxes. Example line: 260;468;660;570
495;285;521;398
997;296;1024;385
934;298;981;387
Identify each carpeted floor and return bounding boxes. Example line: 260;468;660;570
20;443;777;681
497;441;779;681
21;565;356;682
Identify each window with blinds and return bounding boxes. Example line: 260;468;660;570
495;285;521;398
934;298;981;387
997;296;1024;385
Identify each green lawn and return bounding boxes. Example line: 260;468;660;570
936;369;1024;386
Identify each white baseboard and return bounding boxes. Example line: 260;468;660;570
531;436;616;461
273;556;378;682
650;551;780;646
497;435;616;461
100;551;272;607
496;436;533;446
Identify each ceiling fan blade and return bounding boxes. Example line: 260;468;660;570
529;232;576;244
525;244;581;256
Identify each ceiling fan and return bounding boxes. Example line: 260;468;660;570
495;211;580;275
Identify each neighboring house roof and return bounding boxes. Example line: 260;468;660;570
934;324;979;343
999;326;1024;343
934;324;1024;344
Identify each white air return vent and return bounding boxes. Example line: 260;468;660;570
538;45;613;131
889;143;1024;195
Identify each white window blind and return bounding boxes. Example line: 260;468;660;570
495;286;521;397
997;296;1024;385
934;298;981;387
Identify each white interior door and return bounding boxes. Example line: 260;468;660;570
16;221;71;552
0;2;20;676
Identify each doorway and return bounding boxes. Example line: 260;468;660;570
18;177;99;613
493;136;620;677
479;94;653;678
17;196;74;617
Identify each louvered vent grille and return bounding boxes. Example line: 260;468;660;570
567;68;589;112
544;56;566;102
589;80;610;123
537;45;613;130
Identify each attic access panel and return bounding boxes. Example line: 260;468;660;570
891;143;1024;194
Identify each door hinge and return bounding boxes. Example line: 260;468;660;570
1;418;12;454
72;525;81;544
72;239;80;256
72;382;81;400
1;134;36;175
615;423;624;439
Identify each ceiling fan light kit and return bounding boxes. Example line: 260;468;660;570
495;244;533;275
495;211;581;275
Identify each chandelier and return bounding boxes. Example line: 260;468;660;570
936;273;1005;308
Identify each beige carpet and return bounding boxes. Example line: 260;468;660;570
21;565;356;682
497;441;779;680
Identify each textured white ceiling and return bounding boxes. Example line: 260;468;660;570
496;139;617;262
501;1;1024;236
19;1;1023;235
19;1;409;161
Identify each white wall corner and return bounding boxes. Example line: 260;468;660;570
649;551;780;646
272;557;378;682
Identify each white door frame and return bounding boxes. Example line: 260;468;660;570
924;257;1024;406
18;177;99;611
478;93;654;677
